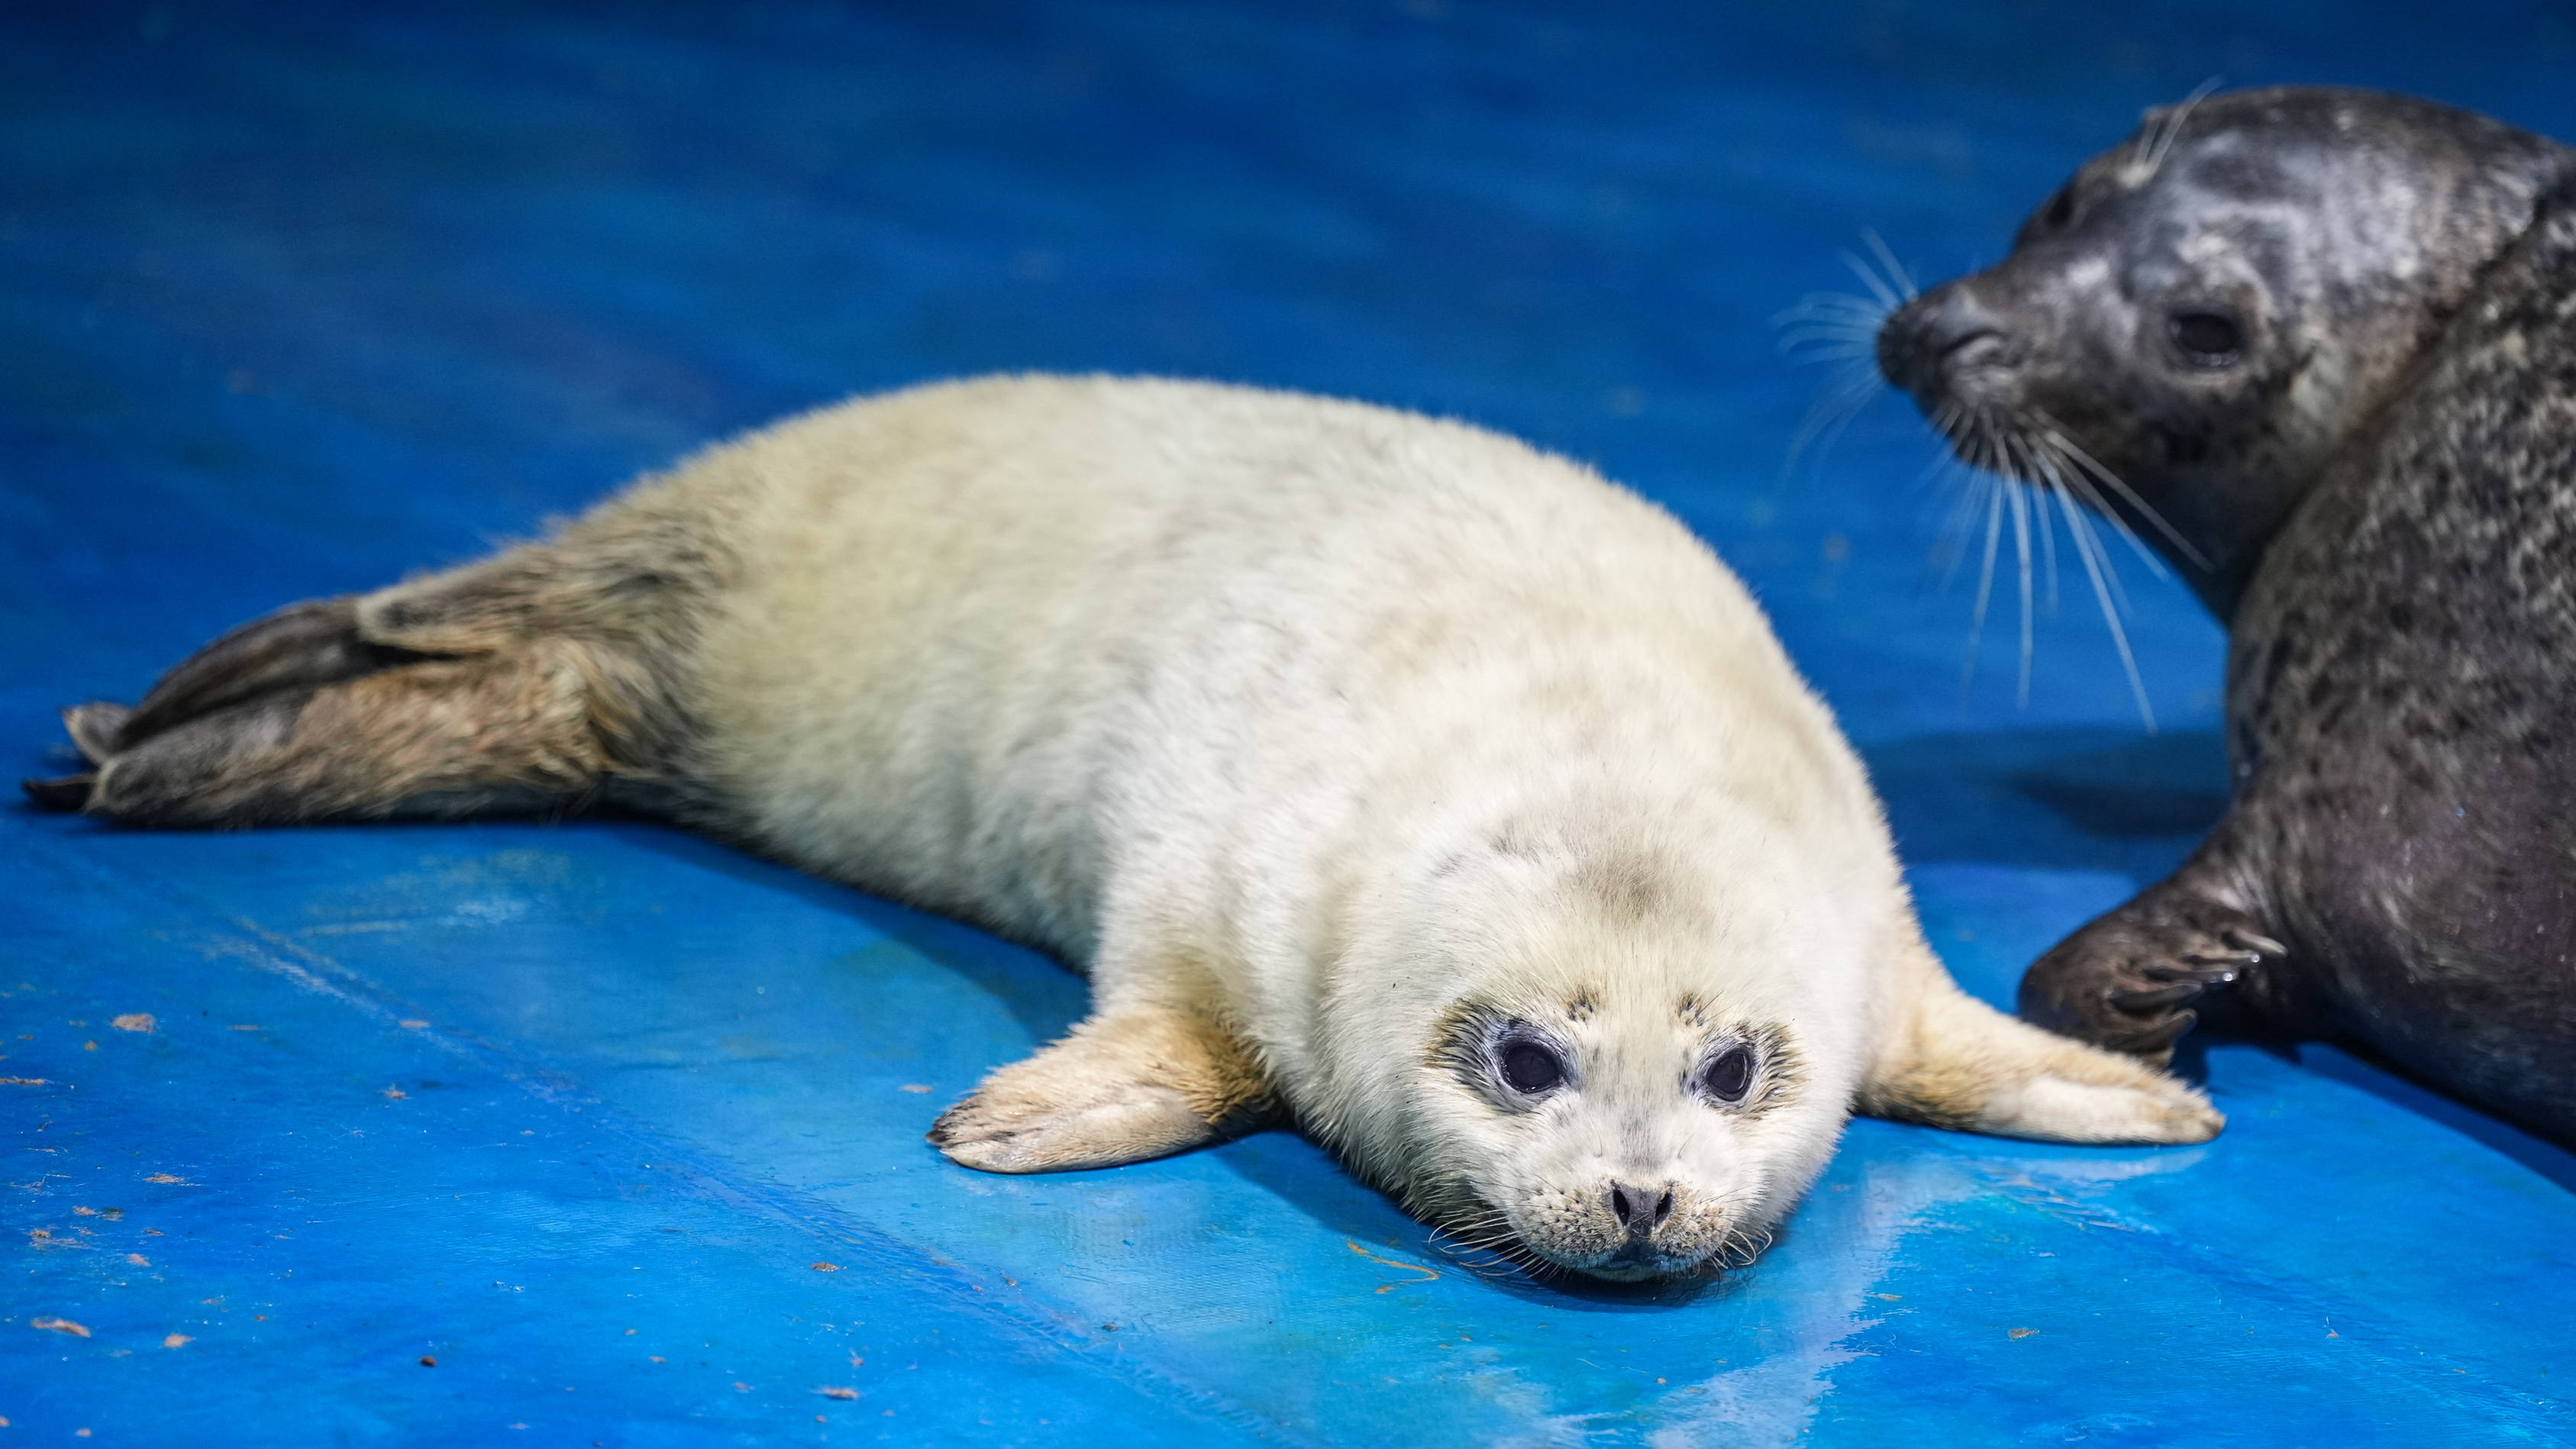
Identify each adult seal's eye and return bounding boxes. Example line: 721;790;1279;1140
1700;1046;1754;1104
2169;308;2245;366
2039;185;2077;232
1497;1038;1567;1095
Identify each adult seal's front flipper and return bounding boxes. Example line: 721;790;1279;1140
2019;858;2290;1063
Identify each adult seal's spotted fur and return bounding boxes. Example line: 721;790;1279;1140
1878;86;2576;1138
25;375;2216;1280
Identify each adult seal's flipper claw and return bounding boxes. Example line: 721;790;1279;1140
2020;875;2285;1061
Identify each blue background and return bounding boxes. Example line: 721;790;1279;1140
6;2;2576;1443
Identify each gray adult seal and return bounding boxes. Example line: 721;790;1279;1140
1876;86;2576;1139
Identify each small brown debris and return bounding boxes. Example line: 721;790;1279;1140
648;1356;664;1363
818;1386;859;1400
126;1254;149;1267
164;1334;192;1348
227;1025;263;1031
31;1316;90;1337
111;1014;155;1034
73;1207;98;1217
732;1382;751;1393
27;1228;48;1241
83;1041;97;1051
382;1086;407;1100
2008;1328;2038;1340
0;1076;48;1086
144;1174;189;1184
1873;1293;1902;1302
399;1020;429;1029
421;1356;437;1367
898;1084;932;1094
810;1262;841;1272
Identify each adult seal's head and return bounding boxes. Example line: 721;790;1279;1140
1877;86;2573;616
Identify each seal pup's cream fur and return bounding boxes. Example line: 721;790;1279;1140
35;375;2219;1279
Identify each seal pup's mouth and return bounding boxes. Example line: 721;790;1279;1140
1564;1240;1714;1283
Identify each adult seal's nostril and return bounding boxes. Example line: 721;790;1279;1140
1877;287;2008;402
1607;1181;1675;1238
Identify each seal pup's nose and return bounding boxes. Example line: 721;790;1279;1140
1606;1180;1675;1239
1878;285;2011;403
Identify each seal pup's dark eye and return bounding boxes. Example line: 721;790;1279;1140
2169;308;2245;366
1498;1038;1567;1096
1698;1046;1755;1104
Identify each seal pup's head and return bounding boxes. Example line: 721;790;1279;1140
1877;86;2573;618
1313;812;1877;1283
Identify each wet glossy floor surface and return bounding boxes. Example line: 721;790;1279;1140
7;3;2576;1444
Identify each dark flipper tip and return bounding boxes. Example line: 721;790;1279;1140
22;773;98;812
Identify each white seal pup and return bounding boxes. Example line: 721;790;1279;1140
27;375;2219;1279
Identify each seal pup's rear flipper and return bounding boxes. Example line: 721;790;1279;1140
112;596;423;751
1861;936;2224;1145
929;1006;1279;1173
37;541;692;827
21;599;415;813
77;646;612;827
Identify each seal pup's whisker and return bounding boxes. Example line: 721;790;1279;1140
1424;1224;1537;1282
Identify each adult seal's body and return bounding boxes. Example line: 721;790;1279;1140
24;375;2216;1280
1878;87;2576;1138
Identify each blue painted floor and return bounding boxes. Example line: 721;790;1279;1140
8;2;2576;1444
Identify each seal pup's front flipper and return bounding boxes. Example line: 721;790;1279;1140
929;1005;1279;1173
1862;935;2224;1145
